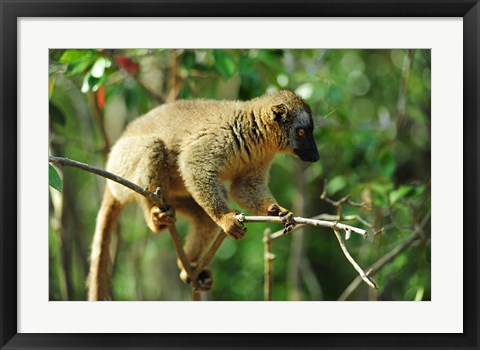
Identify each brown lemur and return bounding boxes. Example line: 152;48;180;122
87;90;319;300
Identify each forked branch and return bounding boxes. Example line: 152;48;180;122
236;213;376;290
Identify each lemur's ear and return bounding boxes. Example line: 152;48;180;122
271;104;288;122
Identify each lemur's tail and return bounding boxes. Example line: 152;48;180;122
87;186;121;301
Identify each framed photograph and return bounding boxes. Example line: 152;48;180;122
1;1;478;349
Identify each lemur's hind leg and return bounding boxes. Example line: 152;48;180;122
107;135;174;233
173;196;220;292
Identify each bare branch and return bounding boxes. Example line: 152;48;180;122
263;228;274;301
237;214;367;240
193;231;226;280
163;207;194;279
49;156;162;205
332;229;377;289
321;179;372;208
237;213;374;290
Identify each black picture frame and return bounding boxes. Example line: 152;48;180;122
1;1;478;349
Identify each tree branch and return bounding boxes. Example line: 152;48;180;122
237;214;367;240
190;231;226;301
263;228;274;301
332;228;377;289
192;231;226;280
49;156;161;205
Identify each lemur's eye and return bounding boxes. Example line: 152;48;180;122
297;128;306;137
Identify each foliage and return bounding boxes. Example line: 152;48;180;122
48;49;431;301
49;164;62;192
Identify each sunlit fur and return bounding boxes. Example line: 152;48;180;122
87;90;319;300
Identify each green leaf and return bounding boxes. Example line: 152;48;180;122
389;185;415;204
49;164;63;192
60;50;103;77
59;49;97;63
65;61;91;76
213;50;236;80
372;195;388;208
181;50;196;69
413;185;426;197
370;182;394;208
370;182;394;196
327;175;347;195
380;152;396;178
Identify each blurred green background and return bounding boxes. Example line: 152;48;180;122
49;49;431;301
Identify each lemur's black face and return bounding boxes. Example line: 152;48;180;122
289;109;319;162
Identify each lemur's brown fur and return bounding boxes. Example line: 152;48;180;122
87;90;319;300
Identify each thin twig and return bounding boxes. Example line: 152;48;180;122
320;179;378;238
193;231;226;280
263;228;274;301
320;179;373;218
190;231;226;301
167;222;194;279
333;229;377;289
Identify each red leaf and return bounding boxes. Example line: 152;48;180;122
96;86;105;109
114;55;140;73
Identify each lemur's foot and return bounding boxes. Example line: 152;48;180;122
150;204;176;232
179;268;214;292
268;204;296;234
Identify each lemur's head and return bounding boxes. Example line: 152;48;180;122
269;90;319;163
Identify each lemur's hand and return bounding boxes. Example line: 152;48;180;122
220;212;247;240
